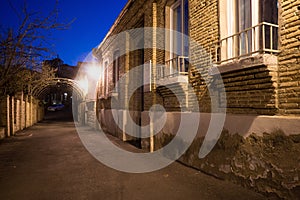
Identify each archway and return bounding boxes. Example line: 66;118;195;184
31;78;86;122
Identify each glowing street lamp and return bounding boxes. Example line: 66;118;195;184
75;61;102;100
86;63;101;81
77;75;88;96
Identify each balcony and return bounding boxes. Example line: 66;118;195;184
211;22;279;74
156;56;189;85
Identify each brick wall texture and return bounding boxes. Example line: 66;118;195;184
189;0;219;113
93;0;300;198
96;0;300;116
278;0;300;115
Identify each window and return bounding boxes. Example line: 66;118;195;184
104;61;108;96
170;0;189;58
113;51;120;92
218;0;278;63
163;0;189;78
220;0;259;60
261;0;278;50
238;0;253;55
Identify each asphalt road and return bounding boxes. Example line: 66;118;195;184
0;110;266;200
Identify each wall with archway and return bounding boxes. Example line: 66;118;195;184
31;78;85;101
0;77;87;138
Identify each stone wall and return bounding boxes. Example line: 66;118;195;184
86;101;97;129
177;131;299;199
278;0;300;115
147;111;300;199
0;95;44;138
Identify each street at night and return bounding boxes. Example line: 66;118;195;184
0;111;265;200
1;0;300;199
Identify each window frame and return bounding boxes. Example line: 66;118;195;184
219;0;260;61
103;60;109;97
113;50;120;92
170;0;189;59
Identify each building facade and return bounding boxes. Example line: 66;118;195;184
93;0;300;198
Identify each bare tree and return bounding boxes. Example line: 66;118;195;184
0;1;71;96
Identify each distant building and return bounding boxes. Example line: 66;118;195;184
42;58;78;106
42;58;79;79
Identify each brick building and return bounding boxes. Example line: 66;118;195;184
92;0;300;198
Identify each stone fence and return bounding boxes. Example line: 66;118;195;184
0;94;44;139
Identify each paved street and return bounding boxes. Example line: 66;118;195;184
0;111;265;200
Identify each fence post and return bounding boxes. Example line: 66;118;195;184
30;96;33;126
25;95;29;128
21;92;25;130
5;95;10;137
10;96;15;136
15;99;20;132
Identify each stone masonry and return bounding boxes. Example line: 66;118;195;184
278;0;300;115
93;0;300;199
0;94;44;138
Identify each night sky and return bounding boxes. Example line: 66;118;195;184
0;0;128;66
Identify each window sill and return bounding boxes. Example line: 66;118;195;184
209;54;278;75
156;74;188;86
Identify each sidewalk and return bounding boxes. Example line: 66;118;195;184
0;115;266;200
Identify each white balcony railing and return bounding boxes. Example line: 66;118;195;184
157;56;189;80
213;22;279;64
